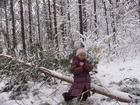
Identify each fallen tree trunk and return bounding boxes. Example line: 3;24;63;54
0;54;139;103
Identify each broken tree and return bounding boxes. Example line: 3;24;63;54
0;54;139;103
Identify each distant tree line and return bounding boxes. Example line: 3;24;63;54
0;0;140;61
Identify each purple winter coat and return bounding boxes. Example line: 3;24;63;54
68;57;93;97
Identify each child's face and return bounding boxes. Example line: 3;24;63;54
78;53;86;60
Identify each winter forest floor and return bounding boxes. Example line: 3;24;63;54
0;57;140;105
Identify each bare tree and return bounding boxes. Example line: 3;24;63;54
0;8;2;29
108;0;116;45
102;0;109;35
36;0;41;42
82;0;87;32
35;0;44;58
67;0;74;49
28;0;33;54
53;0;58;48
48;0;53;40
78;0;83;35
0;0;5;8
60;0;65;37
42;0;54;52
10;0;17;51
53;0;57;35
4;0;10;49
93;0;98;35
102;0;111;51
67;0;71;36
138;0;140;21
41;0;49;38
20;0;26;55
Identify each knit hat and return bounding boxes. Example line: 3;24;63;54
76;47;87;56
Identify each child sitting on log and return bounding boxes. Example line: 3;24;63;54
62;47;93;103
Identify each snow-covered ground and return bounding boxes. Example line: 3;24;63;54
97;58;140;85
0;58;140;105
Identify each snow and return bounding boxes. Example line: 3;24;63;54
0;57;140;105
96;58;140;85
1;100;23;105
0;92;9;103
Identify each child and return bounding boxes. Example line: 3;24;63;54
62;47;93;102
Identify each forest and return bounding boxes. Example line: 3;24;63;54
0;0;140;105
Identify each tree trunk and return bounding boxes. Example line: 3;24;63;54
60;0;65;37
53;0;58;35
138;0;140;22
10;0;17;51
43;0;52;40
108;0;116;44
4;0;10;49
36;0;41;42
20;0;26;55
67;0;74;49
78;0;84;46
48;0;53;40
28;0;33;54
53;0;58;48
0;9;2;29
82;0;87;32
60;0;65;49
35;0;43;58
0;10;3;54
103;0;111;51
116;0;120;2
78;0;83;35
103;1;109;35
93;0;98;36
67;0;71;36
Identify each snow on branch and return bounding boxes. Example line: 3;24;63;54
91;84;139;103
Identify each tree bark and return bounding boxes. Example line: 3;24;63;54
36;0;41;42
53;0;58;35
67;0;71;36
10;0;17;50
20;0;26;55
48;0;53;40
28;0;33;54
93;0;98;35
4;0;10;49
0;9;2;29
103;0;111;51
78;0;84;46
78;0;83;35
53;0;58;48
67;0;74;49
35;0;43;59
82;0;87;32
108;0;116;44
103;0;109;35
138;0;140;21
42;0;50;41
60;0;65;37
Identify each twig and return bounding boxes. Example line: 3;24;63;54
79;88;95;102
94;74;111;93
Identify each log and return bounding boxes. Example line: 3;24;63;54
0;54;139;103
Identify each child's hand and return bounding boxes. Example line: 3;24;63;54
79;62;84;66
